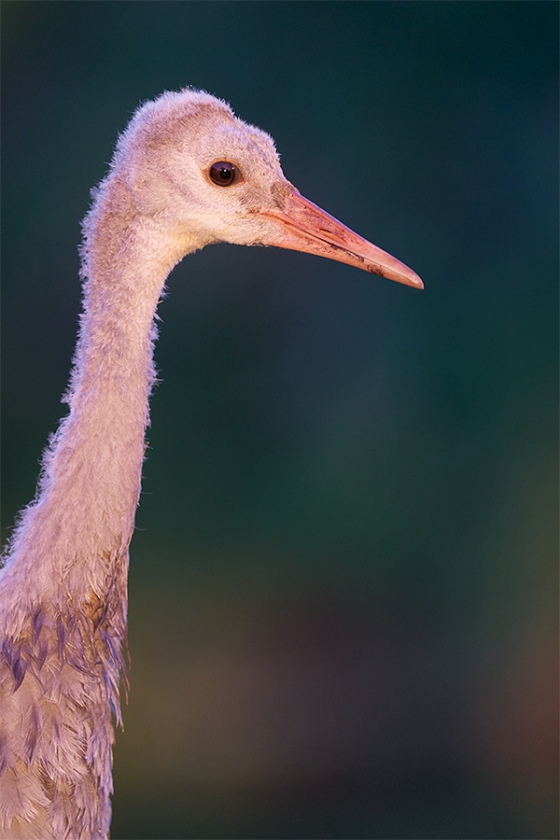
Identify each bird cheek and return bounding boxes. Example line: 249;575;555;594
126;171;169;216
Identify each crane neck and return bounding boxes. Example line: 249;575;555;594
0;172;188;612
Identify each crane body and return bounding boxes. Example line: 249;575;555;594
0;89;421;838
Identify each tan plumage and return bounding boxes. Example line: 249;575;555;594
0;88;422;839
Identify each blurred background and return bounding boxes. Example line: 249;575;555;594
1;3;558;838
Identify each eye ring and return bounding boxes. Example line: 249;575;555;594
208;161;242;187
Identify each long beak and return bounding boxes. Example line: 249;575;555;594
258;189;423;289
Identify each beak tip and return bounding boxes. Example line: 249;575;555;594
379;266;424;290
399;267;424;290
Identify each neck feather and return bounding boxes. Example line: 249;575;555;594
1;173;187;614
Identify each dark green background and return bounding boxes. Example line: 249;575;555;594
2;2;558;838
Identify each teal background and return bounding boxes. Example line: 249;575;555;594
2;2;558;838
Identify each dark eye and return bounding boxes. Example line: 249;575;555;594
208;161;241;187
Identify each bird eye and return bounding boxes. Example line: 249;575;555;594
208;161;241;187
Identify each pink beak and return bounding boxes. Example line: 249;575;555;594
258;189;423;289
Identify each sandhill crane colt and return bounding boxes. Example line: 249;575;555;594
0;88;422;839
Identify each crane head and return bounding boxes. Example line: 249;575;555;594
113;88;423;290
